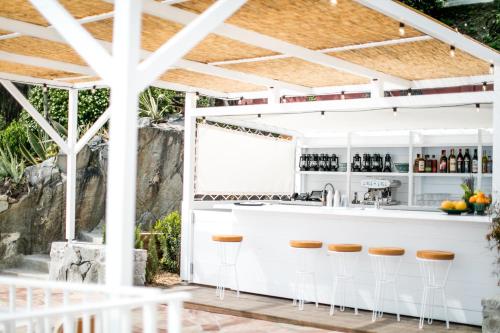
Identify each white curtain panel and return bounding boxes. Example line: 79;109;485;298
195;124;295;195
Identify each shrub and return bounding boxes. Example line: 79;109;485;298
146;233;159;284
153;211;181;273
0;121;28;156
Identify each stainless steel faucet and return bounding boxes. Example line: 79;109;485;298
322;183;335;207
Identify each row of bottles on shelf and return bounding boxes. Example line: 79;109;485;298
351;153;392;173
299;154;340;171
413;148;493;174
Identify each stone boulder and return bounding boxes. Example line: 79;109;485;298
49;241;147;285
483;295;500;333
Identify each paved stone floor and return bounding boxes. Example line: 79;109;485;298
166;284;482;333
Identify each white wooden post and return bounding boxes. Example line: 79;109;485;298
105;0;142;287
180;92;197;281
65;89;78;241
493;64;500;201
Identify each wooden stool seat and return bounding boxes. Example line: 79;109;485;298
290;240;323;249
212;235;243;242
417;250;455;261
368;247;405;256
328;243;362;252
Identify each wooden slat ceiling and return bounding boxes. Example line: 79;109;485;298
0;0;494;93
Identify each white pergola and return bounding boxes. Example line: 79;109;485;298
0;0;498;286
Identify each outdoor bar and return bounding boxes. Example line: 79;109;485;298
0;0;498;332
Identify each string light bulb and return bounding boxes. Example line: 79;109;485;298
483;82;488;91
321;111;325;118
340;91;345;100
476;103;480;113
91;85;96;94
257;113;262;118
202;116;207;124
330;0;337;5
407;88;412;96
450;45;456;57
393;107;398;117
42;83;48;93
399;22;405;36
489;64;494;74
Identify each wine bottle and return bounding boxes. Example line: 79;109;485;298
488;155;493;174
482;152;488;173
431;155;437;173
449;149;457;173
464;149;471;173
472;149;478;174
414;154;421;173
457;149;464;173
439;150;448;173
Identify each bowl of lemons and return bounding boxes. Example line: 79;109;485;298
440;200;469;215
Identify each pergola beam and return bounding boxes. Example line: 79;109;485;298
0;17;308;94
0;79;68;152
355;0;500;63
191;91;494;117
136;0;248;91
209;35;433;66
139;0;411;88
28;0;113;82
75;109;110;154
65;89;78;241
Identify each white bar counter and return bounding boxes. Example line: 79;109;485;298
191;203;495;326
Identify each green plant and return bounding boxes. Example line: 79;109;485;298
134;225;143;249
0;120;28;157
153;211;181;273
0;145;25;183
19;129;57;165
486;201;500;285
399;0;445;15
146;232;159;284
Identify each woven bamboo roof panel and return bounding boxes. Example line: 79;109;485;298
0;37;87;66
83;15;277;63
176;0;424;51
220;57;369;87
331;39;490;80
161;69;265;93
0;0;112;27
0;60;81;80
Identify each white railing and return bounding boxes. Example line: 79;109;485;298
0;276;190;333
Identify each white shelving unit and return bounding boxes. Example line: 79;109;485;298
295;129;493;207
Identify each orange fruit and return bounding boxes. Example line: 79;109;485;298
469;196;477;203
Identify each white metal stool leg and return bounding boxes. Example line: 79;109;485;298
328;249;360;316
417;255;453;330
213;235;242;300
369;248;404;323
290;243;321;311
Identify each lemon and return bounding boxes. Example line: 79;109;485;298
440;201;455;210
455;201;467;210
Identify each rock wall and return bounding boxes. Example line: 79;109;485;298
49;241;147;285
0;119;184;262
482;295;500;333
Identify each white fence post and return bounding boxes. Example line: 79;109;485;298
66;89;78;241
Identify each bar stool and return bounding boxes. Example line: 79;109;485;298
417;250;455;330
212;234;243;300
368;247;405;322
290;240;322;310
328;243;362;315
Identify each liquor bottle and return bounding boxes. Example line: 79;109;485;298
383;153;392;172
448;149;457;173
488;155;493;174
418;154;425;173
472;149;478;174
424;155;432;173
431;155;437;173
463;149;471;173
482;152;489;173
439;150;448;173
414;154;421;173
457;149;464;173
